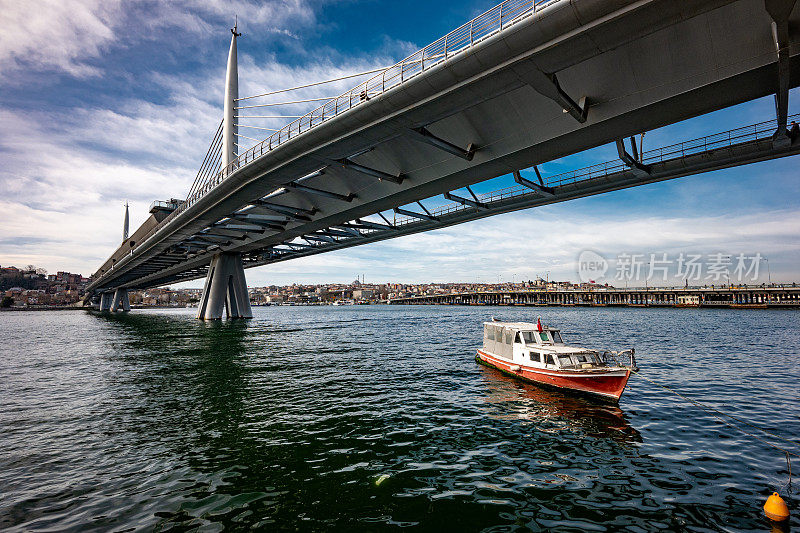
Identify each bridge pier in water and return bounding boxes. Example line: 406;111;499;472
196;252;252;320
111;289;130;312
99;292;113;312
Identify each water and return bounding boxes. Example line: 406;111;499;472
0;306;798;532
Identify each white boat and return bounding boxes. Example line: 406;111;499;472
476;318;637;402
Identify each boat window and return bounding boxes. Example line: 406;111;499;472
539;331;550;343
552;331;563;343
504;330;512;344
529;352;541;363
545;354;555;366
515;332;522;344
487;328;494;341
522;331;536;344
557;354;573;367
574;354;588;363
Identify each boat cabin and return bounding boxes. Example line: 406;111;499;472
482;321;603;370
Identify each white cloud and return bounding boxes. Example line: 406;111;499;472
0;0;122;77
0;108;185;273
0;0;318;79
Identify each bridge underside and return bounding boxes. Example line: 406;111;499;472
87;0;800;299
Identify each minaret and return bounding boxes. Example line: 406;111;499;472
223;22;240;170
122;202;129;242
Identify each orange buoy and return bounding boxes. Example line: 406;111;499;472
764;492;790;522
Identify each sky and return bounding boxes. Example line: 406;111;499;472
0;0;798;288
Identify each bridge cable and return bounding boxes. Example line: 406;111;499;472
189;135;223;200
189;121;222;196
197;137;222;188
235;115;305;119
204;145;223;183
235;66;389;102
191;136;222;198
187;120;223;199
235;97;337;110
235;132;261;143
234;124;280;132
192;123;222;184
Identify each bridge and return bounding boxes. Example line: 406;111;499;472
87;0;800;319
389;285;800;308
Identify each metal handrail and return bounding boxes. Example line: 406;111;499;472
153;0;563;236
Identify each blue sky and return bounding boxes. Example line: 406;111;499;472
1;0;798;287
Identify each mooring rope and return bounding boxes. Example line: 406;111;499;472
631;371;798;488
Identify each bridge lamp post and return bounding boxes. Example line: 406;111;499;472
760;257;771;285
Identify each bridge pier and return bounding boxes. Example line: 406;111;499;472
197;252;252;320
99;292;113;312
111;288;131;312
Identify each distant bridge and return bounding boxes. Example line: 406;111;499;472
389;285;800;308
87;0;800;318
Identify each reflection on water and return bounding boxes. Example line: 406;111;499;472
477;367;641;443
1;306;798;531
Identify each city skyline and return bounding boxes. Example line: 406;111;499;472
1;0;799;287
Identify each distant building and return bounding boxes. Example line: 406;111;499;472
353;289;375;300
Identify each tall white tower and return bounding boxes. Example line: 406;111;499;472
223;23;240;169
122;202;129;241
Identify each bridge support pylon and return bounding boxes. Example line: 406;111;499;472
99;292;113;312
197;252;252;320
111;288;131;312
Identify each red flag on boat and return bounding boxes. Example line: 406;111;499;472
537;317;543;332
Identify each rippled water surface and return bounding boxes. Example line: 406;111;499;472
1;306;799;531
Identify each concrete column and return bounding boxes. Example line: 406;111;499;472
100;292;113;311
197;252;252;320
111;288;131;312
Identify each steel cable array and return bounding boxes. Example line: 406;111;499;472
230;68;393;153
186;120;223;201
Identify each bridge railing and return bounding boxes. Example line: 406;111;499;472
390;114;799;226
151;0;562;238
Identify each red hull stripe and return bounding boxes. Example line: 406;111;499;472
476;350;630;401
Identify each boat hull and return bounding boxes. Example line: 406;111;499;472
476;349;631;403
